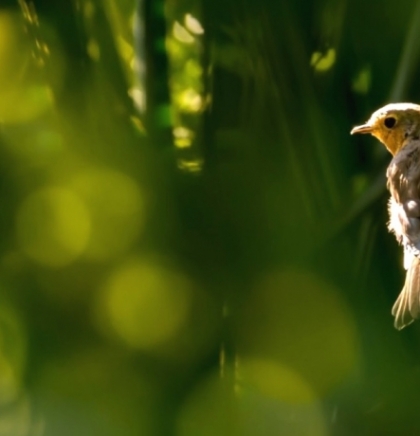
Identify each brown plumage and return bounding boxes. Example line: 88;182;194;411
351;103;420;329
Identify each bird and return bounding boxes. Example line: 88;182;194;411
351;102;420;330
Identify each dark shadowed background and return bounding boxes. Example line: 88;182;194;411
1;0;420;435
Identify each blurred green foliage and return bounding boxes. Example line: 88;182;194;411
0;0;420;435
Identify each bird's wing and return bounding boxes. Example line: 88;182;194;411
388;141;420;328
387;140;420;252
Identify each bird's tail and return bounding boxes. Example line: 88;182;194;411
392;255;420;329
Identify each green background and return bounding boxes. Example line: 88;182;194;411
0;0;419;434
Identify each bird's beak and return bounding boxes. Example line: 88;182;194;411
350;123;373;135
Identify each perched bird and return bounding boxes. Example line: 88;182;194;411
351;103;420;329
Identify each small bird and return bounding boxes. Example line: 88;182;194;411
351;103;420;329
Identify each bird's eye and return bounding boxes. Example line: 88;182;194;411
384;116;397;128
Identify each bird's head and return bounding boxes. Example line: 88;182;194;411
351;103;420;155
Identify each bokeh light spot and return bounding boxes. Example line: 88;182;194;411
129;87;146;113
101;258;193;350
174;126;194;148
87;38;100;61
352;66;371;94
176;371;237;436
178;88;202;112
239;358;316;404
70;168;145;261
184;14;204;35
177;365;327;436
16;187;91;267
237;268;360;395
173;22;194;44
177;158;204;173
310;48;336;72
